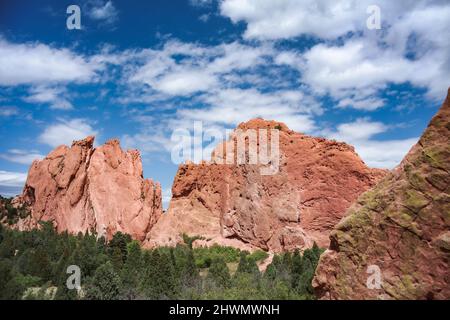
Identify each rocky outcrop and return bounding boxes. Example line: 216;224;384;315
313;89;450;300
14;136;162;241
146;119;386;252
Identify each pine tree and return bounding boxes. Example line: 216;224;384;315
236;251;249;274
85;261;121;300
30;246;52;282
54;249;78;300
140;249;177;299
282;252;293;272
291;249;303;290
157;251;177;299
235;251;260;280
0;259;14;298
120;241;143;299
247;256;260;277
140;250;159;299
108;232;132;264
263;262;277;281
297;248;315;296
207;257;231;288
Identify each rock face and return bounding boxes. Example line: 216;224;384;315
313;89;450;300
146;119;386;251
15;137;162;241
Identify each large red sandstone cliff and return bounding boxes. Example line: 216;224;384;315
312;89;450;300
14;136;162;241
8;119;387;254
145;119;386;252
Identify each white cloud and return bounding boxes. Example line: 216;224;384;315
302;41;411;95
301;37;449;103
24;86;73;110
126;40;321;135
155;70;217;95
124;40;324;158
325;118;418;168
220;0;450;104
0;170;27;187
0;106;19;117
0;39;100;86
129;40;274;96
0;149;44;165
330;118;388;142
88;1;118;24
175;88;320;133
220;0;446;41
122;130;174;154
38;119;98;148
351;138;418;168
337;96;385;111
221;0;370;40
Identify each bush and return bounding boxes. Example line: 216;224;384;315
193;244;241;267
247;250;269;262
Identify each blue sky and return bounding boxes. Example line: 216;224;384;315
0;0;449;206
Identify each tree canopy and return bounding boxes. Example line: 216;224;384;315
0;222;323;300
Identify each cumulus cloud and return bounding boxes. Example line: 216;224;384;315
220;0;369;40
175;88;320;133
38;119;98;148
126;39;320;136
301;37;449;104
129;40;274;96
220;0;446;41
0;39;101;86
24;86;73;110
88;1;118;24
221;0;450;104
325;118;418;168
122;130;174;154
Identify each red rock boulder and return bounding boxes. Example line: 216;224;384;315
313;89;450;300
15;136;162;241
146;119;386;251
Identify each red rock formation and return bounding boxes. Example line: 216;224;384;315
14;136;162;241
313;89;450;300
146;119;386;252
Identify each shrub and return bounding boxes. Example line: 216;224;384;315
247;250;269;262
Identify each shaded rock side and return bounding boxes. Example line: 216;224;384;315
146;119;386;252
313;89;450;300
14;136;162;241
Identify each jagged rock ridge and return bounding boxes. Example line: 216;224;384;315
313;88;450;300
14;136;162;241
146;119;386;252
